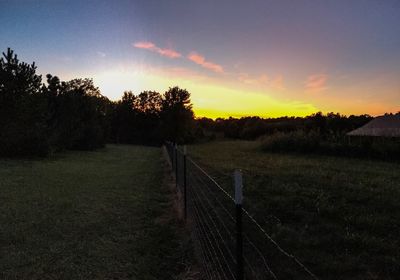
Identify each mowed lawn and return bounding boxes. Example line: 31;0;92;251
0;145;187;279
188;140;400;280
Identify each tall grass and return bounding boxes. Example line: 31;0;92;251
188;140;400;280
260;130;400;160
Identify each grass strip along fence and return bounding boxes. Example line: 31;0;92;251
165;142;320;280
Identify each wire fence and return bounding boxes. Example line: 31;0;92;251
166;142;319;280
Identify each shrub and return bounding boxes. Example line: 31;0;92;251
260;130;320;153
260;130;400;161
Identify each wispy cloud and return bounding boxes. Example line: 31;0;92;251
270;75;285;90
134;41;155;49
133;41;182;58
96;51;106;58
238;73;285;90
238;73;268;85
305;74;328;93
187;52;224;73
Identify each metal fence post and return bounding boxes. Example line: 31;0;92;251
171;142;175;170
183;145;187;221
171;142;174;168
234;169;244;280
175;143;178;189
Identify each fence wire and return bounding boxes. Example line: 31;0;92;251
165;142;319;280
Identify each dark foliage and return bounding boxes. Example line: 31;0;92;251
43;76;108;151
0;48;196;157
193;112;400;160
0;50;108;156
1;48;396;160
260;130;321;153
197;112;373;141
0;48;48;156
260;129;400;161
161;86;194;143
109;87;194;145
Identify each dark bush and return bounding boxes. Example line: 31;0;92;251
260;130;321;153
260;130;400;161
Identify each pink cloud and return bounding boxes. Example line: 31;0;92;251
133;41;155;49
270;75;285;90
238;73;285;90
157;48;181;58
133;41;181;58
238;73;268;85
305;74;328;93
187;52;224;73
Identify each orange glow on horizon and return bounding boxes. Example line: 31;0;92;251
85;67;397;119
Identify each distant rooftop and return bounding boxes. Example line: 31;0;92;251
347;114;400;137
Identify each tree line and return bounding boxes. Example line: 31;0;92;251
0;48;194;157
197;114;400;160
197;113;373;141
2;48;391;159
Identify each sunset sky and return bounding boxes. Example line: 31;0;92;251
1;0;399;118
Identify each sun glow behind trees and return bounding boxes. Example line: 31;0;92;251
2;0;399;118
91;68;318;119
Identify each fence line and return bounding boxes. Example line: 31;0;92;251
165;142;319;280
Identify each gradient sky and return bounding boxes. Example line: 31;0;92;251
1;0;399;118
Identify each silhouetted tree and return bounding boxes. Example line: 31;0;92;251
135;91;162;115
0;48;48;156
196;113;372;141
58;78;106;150
41;76;108;151
112;91;138;143
161;86;194;143
1;48;379;158
134;91;162;144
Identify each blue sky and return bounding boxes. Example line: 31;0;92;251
1;0;399;117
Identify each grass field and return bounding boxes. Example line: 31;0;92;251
0;145;190;279
188;140;400;280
